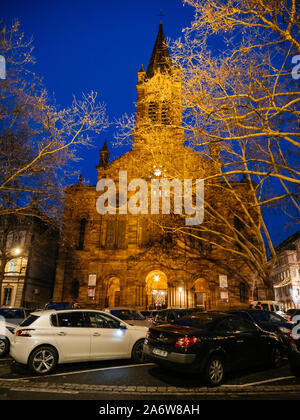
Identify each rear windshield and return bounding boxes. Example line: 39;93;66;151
174;314;223;328
110;310;145;320
20;315;40;327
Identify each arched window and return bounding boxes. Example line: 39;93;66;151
148;102;158;123
239;282;247;303
77;218;87;250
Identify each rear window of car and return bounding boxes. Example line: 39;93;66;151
20;315;40;327
0;309;24;319
175;314;222;328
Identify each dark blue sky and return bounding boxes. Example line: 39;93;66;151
2;0;194;182
2;0;298;246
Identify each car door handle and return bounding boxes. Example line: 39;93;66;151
93;332;101;337
57;332;66;336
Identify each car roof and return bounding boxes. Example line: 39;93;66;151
30;309;107;316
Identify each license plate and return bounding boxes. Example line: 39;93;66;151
152;348;168;358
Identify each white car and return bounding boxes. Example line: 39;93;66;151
11;309;148;375
0;320;15;357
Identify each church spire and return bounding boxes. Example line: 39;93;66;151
146;23;172;79
98;138;109;168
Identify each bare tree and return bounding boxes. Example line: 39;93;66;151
0;21;109;304
113;1;299;297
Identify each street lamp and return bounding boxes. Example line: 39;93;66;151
12;248;21;256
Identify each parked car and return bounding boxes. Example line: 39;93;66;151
288;314;300;376
228;309;293;343
0;319;15;357
286;309;300;322
143;312;285;386
44;302;75;310
104;307;150;327
141;310;159;324
152;308;204;326
251;301;288;319
10;309;148;375
0;307;34;326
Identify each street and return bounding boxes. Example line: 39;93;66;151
0;356;299;400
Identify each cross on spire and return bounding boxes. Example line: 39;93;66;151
157;9;165;23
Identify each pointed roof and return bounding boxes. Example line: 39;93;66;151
147;23;173;79
101;138;108;152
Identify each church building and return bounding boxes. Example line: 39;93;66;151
52;24;269;310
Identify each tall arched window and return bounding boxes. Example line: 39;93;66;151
77;218;87;250
239;282;247;303
148;102;158;123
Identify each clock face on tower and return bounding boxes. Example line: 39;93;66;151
148;165;167;179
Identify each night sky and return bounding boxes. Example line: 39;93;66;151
2;0;194;179
1;0;298;246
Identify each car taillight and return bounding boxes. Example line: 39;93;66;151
16;329;35;337
175;337;198;348
288;331;297;348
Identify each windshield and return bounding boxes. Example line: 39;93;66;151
110;310;145;320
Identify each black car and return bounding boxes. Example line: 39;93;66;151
228;310;293;339
141;310;159;322
288;318;300;376
143;312;285;386
152;308;204;326
287;309;300;322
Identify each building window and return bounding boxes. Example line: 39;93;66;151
148;102;158;123
105;219;127;249
239;282;247;303
77;219;87;250
3;287;13;306
7;258;17;274
161;101;170;125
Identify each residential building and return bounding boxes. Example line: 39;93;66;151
272;231;300;310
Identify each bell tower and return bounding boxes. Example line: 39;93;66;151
133;23;184;152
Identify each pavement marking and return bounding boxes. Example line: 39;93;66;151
9;387;79;394
0;362;155;381
221;376;295;388
0;362;297;391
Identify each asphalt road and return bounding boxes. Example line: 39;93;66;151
0;355;300;401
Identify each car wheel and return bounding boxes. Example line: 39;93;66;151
131;339;145;363
0;338;9;357
269;346;282;368
28;346;58;375
203;355;225;387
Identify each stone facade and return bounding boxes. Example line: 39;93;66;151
1;214;59;308
272;231;300;310
53;24;268;310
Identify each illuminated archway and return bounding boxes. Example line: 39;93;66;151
145;270;168;309
192;278;211;310
104;276;121;308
